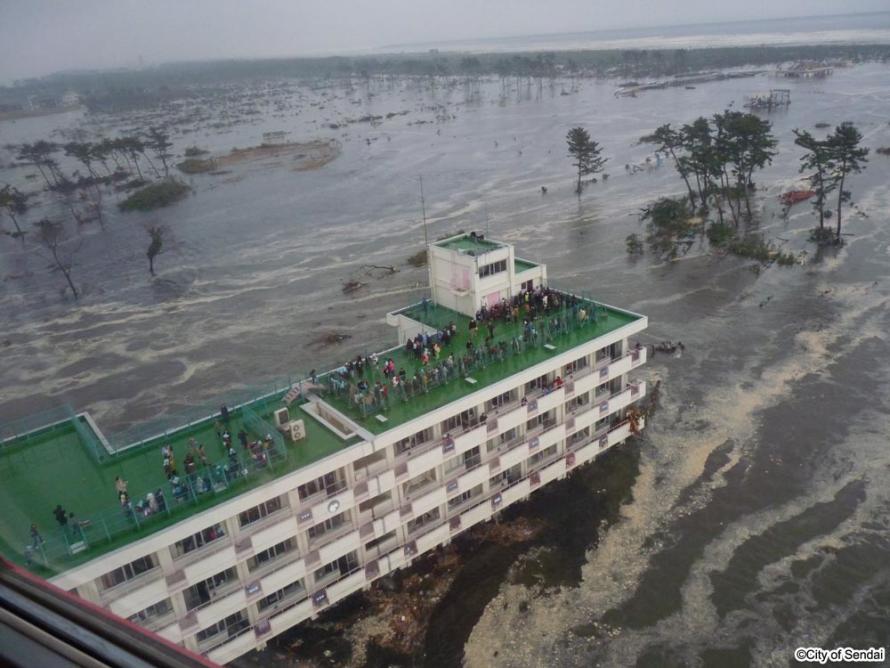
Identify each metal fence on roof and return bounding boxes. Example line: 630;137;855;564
103;376;301;454
19;442;291;574
0;406;75;446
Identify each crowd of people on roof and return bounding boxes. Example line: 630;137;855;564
323;287;606;416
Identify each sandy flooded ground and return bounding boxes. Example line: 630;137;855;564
2;62;890;666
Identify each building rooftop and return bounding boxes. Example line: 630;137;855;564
0;398;358;576
514;258;538;273
318;294;640;435
434;233;504;255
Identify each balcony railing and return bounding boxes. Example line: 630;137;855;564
307;520;355;551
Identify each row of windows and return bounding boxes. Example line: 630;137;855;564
171;523;227;559
100;554;157;590
478;259;507;277
128;597;172;625
247;537;297;573
238;496;284;527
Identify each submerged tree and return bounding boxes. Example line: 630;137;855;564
34;218;79;299
18;141;61;189
566;127;606;195
793;129;835;230
646;123;697;207
713;110;777;223
0;184;28;239
640;197;697;259
146;127;173;177
827;123;868;242
146;225;165;275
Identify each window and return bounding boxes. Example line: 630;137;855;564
571;393;591;410
526;409;556;432
595;382;610;398
448;484;482;511
525;374;550;393
478;259;507;278
568;427;590;447
353;449;387;475
564;355;590;375
183;567;238;610
358;490;392;515
238;496;284;527
443;452;465;474
462;446;481;469
499;428;518;445
99;554;157;590
403;468;437;497
195;610;248;645
489;464;522;488
394;427;434;456
442;407;478;434
257;580;306;612
307;511;348;542
486;390;516;411
365;530;397;552
313;551;359;584
407;508;440;534
128;598;172;626
247;538;296;572
521;279;534;292
171;523;226;558
529;444;558;467
298;469;347;500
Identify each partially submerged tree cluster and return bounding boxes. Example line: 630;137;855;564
645;111;778;228
793;124;869;243
0;127;181;300
636;111;868;261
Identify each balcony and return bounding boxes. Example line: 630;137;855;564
297;479;348;510
98;565;164;604
353;454;390;482
204;623;254;664
258;554;307;595
193;586;248;631
307;519;356;552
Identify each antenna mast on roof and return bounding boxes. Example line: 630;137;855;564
419;175;429;247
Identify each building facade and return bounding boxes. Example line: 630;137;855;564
39;234;648;664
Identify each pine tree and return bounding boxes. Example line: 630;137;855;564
566;127;606;195
828;123;868;242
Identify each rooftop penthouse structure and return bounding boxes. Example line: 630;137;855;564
0;233;648;664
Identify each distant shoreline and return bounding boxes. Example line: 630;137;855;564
0;104;81;122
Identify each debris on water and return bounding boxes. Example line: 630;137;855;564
310;332;352;347
342;280;366;293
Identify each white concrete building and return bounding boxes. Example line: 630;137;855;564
9;234;647;664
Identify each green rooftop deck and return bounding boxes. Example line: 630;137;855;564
0;398;358;576
435;234;504;254
319;295;640;435
514;258;538;273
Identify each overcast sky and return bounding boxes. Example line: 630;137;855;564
0;0;887;82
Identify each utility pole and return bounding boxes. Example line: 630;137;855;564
419;175;429;247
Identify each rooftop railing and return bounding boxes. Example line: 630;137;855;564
320;292;619;422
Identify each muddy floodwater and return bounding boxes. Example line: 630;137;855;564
2;58;890;666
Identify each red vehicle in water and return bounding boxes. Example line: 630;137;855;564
780;190;816;206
